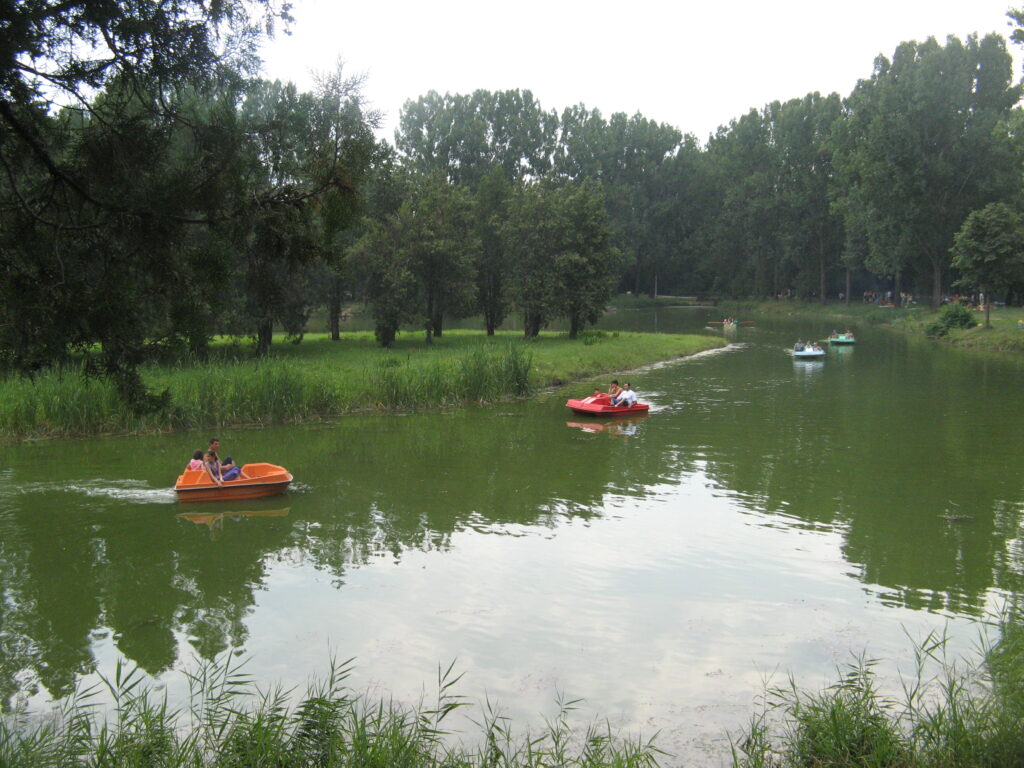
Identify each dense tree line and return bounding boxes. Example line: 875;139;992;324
3;3;1024;409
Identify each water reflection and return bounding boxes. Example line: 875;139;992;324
565;415;648;435
0;311;1022;723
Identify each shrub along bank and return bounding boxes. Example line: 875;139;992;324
0;330;724;439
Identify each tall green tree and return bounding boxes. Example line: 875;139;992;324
504;180;618;338
833;34;1021;305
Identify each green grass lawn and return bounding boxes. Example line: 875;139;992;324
0;330;724;439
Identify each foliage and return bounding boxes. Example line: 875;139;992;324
924;303;976;337
0;655;663;767
734;606;1024;768
951;203;1024;326
0;331;723;438
832;34;1021;305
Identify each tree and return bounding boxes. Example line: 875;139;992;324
951;203;1024;326
0;0;290;406
230;72;379;356
833;34;1021;305
348;174;478;346
504;180;618;338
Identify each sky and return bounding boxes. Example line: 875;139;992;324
260;0;1023;143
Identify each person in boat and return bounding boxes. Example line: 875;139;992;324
581;388;602;404
830;330;838;338
209;438;249;481
613;382;637;407
794;340;805;351
609;380;623;399
186;450;204;471
203;450;225;486
844;329;854;338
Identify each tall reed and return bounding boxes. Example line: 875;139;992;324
732;605;1024;768
0;342;535;438
0;655;662;768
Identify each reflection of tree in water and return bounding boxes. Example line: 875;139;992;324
679;348;1024;617
0;409;653;707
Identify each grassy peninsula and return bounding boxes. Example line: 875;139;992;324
0;330;723;439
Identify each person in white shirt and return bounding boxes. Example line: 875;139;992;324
614;382;637;407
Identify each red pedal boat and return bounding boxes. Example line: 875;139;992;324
174;462;293;502
565;393;649;417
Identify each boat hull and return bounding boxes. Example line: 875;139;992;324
174;462;292;502
828;335;855;344
566;398;649;417
793;350;826;359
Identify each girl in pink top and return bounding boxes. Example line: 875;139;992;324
186;450;204;471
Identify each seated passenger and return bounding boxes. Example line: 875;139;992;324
203;451;224;486
581;388;602;404
614;382;638;407
186;450;204;471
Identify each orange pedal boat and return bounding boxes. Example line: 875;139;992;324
174;462;293;502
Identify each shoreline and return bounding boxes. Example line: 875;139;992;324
0;330;726;441
707;298;1024;353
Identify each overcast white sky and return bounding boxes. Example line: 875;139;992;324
260;0;1023;143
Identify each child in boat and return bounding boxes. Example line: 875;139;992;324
186;450;204;471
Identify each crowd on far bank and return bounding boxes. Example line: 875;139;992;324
862;290;916;307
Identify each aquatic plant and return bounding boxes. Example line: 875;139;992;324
0;656;663;768
732;606;1024;768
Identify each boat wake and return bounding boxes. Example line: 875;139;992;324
7;479;180;503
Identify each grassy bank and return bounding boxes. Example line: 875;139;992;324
733;605;1024;768
721;299;1024;352
0;330;724;439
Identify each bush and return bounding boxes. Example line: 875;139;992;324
925;303;975;337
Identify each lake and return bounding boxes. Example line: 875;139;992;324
2;307;1023;766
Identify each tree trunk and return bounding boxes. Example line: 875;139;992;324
845;268;851;306
819;253;827;306
328;276;341;341
432;311;443;338
569;312;580;339
256;320;273;357
931;259;943;308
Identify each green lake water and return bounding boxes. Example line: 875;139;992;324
2;308;1023;765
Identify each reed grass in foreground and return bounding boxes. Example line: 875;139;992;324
0;657;662;768
0;331;724;439
732;605;1024;768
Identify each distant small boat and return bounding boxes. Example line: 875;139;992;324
828;333;856;344
566;394;649;416
174;462;293;502
793;347;826;359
